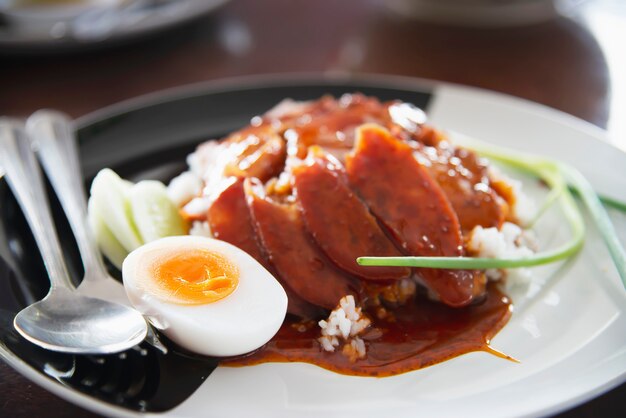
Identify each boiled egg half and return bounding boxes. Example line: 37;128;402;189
122;236;287;357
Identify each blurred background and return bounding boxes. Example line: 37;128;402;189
0;0;625;150
0;0;625;416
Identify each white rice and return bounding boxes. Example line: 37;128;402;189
342;337;367;363
467;221;535;284
265;99;312;119
182;196;212;218
189;221;212;238
489;165;536;226
318;295;371;361
167;171;203;207
187;144;218;180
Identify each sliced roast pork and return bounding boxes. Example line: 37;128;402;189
207;177;322;318
245;179;362;310
292;147;410;281
345;124;486;307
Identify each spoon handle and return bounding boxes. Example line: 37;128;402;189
27;111;110;282
0;118;74;291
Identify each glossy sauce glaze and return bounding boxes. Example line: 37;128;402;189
191;95;512;310
224;284;513;377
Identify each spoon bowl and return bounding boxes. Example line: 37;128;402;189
14;288;147;354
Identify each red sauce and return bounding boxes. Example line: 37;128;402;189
224;284;513;377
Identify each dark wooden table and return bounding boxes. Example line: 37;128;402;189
0;0;624;416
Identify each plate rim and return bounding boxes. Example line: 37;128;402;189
0;73;624;418
73;72;618;147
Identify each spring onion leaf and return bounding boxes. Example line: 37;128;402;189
569;187;626;213
358;137;626;289
559;163;626;286
527;183;562;228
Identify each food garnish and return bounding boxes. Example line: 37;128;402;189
88;168;187;268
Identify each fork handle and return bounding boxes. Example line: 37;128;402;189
27;111;110;282
0;118;74;291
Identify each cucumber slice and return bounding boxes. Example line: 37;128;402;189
87;198;128;269
129;180;188;243
89;168;143;252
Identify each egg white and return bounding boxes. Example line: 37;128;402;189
122;236;288;357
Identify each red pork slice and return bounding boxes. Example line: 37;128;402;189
192;127;286;191
245;178;362;310
207;177;266;262
207;177;322;318
416;143;506;233
345;124;484;307
292;147;411;281
222;128;287;182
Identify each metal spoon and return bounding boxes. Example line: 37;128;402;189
26;110;166;354
0;118;147;354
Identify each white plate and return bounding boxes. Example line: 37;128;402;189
1;76;624;417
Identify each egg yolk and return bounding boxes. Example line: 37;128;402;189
152;249;239;305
